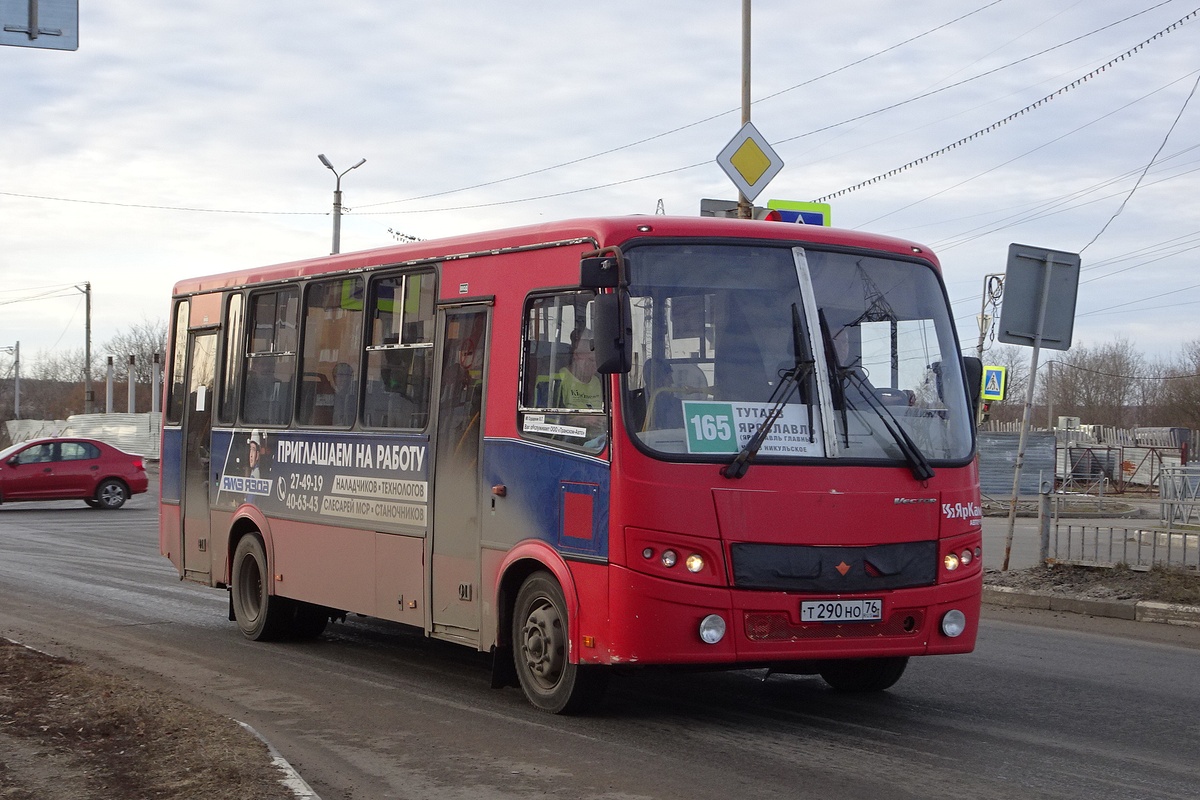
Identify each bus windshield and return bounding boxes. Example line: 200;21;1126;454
622;242;973;466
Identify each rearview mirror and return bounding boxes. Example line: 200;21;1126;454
593;292;632;374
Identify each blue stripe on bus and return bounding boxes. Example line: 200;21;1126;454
483;438;610;560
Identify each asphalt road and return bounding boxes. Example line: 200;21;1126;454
2;489;1199;799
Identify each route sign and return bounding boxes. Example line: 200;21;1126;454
716;122;783;203
1;0;78;51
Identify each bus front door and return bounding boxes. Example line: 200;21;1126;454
180;331;217;582
430;306;489;643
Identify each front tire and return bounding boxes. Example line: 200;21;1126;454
230;534;292;641
819;657;909;692
94;479;128;509
512;572;607;714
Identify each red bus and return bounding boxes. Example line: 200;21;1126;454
160;215;984;713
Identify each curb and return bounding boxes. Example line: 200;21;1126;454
237;721;322;800
982;585;1200;627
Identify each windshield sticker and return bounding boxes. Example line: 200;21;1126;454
682;401;823;456
523;413;588;438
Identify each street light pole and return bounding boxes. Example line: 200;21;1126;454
318;154;366;255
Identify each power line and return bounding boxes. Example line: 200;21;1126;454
813;7;1200;203
1079;69;1200;253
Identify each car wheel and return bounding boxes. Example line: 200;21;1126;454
83;499;101;508
230;534;292;641
512;571;608;714
94;479;128;510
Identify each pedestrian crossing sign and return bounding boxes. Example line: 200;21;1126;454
981;366;1007;402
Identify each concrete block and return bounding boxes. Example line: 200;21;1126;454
1135;601;1200;627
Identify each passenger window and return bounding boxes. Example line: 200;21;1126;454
519;292;606;452
363;270;435;429
166;301;190;426
242;288;299;425
297;277;364;427
59;442;99;461
218;293;244;426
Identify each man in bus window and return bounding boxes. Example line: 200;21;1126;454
332;362;356;425
555;329;602;409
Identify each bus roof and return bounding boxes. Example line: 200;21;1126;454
171;215;939;297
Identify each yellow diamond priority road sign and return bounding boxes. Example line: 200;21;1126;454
716;122;783;203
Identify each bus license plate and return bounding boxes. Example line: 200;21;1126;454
800;599;883;623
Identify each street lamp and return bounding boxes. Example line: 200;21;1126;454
317;153;366;255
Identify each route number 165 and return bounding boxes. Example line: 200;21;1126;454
689;414;732;442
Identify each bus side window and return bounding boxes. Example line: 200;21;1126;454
242;288;298;426
519;291;605;452
297;277;363;427
363;270;435;429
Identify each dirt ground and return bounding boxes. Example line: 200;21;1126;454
0;638;293;800
984;563;1200;604
3;565;1196;800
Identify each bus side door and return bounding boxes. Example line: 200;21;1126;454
430;304;490;642
181;330;217;582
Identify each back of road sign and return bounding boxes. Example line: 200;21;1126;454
997;243;1080;352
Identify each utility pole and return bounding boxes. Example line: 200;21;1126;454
737;0;752;219
1;342;17;418
318;154;366;255
79;281;93;414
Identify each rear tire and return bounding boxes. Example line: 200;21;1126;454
819;657;909;692
230;534;292;641
291;602;330;639
512;571;608;714
94;479;128;509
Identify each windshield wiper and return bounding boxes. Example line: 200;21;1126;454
722;304;813;480
839;369;935;483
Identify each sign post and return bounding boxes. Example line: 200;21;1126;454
996;243;1081;570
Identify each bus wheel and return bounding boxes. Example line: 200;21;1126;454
291;602;329;639
230;534;291;641
512;572;607;714
819;657;909;692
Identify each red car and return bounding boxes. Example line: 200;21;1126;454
0;437;149;510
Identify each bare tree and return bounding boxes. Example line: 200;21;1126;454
102;317;168;383
1159;339;1200;429
1043;339;1145;427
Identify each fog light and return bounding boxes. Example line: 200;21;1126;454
642;548;654;559
941;609;967;637
661;550;678;568
975;546;982;559
699;614;726;644
943;553;960;571
685;554;704;573
960;549;973;566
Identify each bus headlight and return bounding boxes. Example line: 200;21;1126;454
943;553;960;571
699;614;726;644
941;609;967;638
661;549;678;568
685;554;705;573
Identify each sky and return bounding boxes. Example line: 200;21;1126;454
2;1;1199;372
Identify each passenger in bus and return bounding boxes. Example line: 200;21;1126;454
554;329;602;409
331;362;356;425
244;358;282;424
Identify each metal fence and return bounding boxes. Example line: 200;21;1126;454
1043;472;1200;570
1050;522;1200;570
